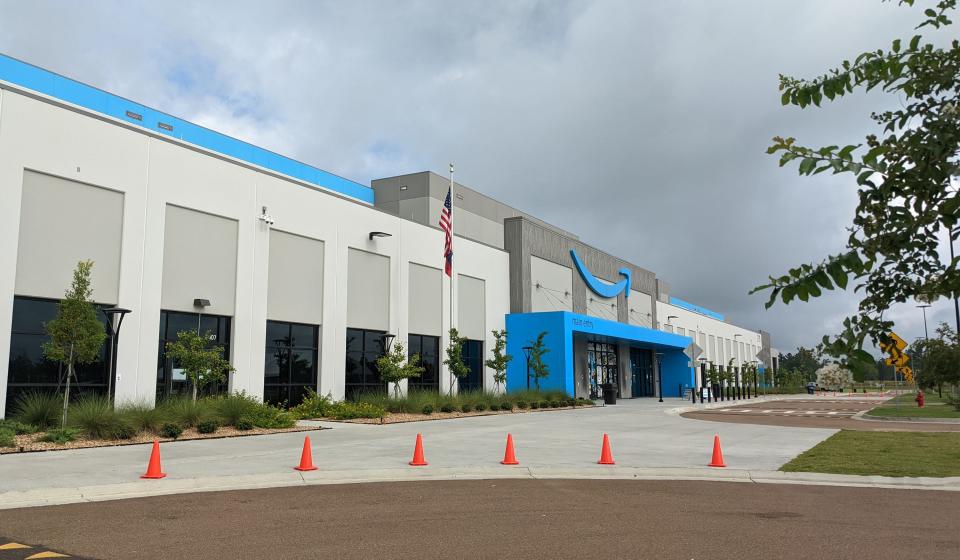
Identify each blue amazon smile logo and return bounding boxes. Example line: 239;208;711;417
570;249;631;299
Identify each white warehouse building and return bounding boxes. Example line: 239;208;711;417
0;54;775;417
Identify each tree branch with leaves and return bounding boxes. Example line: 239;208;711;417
753;0;959;364
485;329;512;393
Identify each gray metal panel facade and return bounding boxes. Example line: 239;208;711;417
503;216;658;328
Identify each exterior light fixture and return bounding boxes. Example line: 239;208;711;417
655;352;665;403
102;307;132;404
369;231;392;240
379;333;396;354
667;315;678;323
193;299;211;308
522;346;534;390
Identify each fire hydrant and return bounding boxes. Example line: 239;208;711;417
915;391;925;408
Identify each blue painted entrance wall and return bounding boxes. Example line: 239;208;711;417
505;311;694;397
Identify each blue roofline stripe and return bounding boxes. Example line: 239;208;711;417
0;53;374;204
669;297;725;322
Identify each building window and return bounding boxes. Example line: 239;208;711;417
345;328;386;400
264;321;319;407
407;334;440;393
157;310;231;402
6;296;108;414
587;341;618;399
459;339;484;392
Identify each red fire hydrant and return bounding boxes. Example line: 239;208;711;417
915;391;925;408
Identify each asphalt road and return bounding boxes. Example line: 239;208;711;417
683;398;960;431
0;480;956;560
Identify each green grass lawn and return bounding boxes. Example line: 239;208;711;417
886;391;947;405
868;403;960;419
781;431;960;478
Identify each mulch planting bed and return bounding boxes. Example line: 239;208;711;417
316;403;595;425
0;424;324;454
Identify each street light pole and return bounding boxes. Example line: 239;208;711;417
522;346;533;391
101;307;131;406
656;352;664;403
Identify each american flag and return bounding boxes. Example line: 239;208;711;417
440;186;453;277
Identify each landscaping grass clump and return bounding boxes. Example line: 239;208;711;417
781;430;960;478
530;401;539;409
39;427;80;444
235;418;254;431
501;401;514;411
422;404;434;415
289;390;334;419
474;402;487;412
69;395;132;439
516;400;528;409
440;404;455;413
117;401;168;433
13;391;61;429
460;403;472;413
159;397;212;428
212;392;261;426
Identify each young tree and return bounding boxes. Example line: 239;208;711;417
443;327;470;395
43;260;106;427
485;329;512;393
912;322;960;394
528;331;550;390
753;1;960;363
376;341;425;398
165;330;234;402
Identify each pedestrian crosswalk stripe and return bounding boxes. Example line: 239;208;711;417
0;543;31;550
827;411;838;415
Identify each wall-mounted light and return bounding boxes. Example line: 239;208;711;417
193;298;211;308
369;231;392;241
667;315;678;323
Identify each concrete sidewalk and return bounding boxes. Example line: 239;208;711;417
3;397;950;509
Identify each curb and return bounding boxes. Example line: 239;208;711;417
1;466;957;510
855;410;960;424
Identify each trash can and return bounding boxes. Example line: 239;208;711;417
601;383;617;405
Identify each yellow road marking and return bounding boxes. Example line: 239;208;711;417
0;542;31;550
25;552;70;559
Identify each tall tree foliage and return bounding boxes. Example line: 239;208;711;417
165;330;234;402
753;0;960;362
43;260;106;427
484;329;512;392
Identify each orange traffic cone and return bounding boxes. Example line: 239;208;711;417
501;433;519;465
708;435;726;468
141;440;166;479
409;433;428;466
294;436;318;471
598;433;615;465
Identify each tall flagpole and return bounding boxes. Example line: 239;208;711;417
449;162;455;394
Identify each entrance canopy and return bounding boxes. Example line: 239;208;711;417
505;311;693;397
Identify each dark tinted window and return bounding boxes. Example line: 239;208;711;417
263;320;319;408
407;334;440;393
344;328;386;400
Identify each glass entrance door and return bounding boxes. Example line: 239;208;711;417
630;348;655;397
587;341;618;399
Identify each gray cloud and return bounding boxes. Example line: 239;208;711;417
1;0;955;352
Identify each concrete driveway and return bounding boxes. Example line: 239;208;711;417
0;398;840;504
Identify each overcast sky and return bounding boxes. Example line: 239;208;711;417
1;0;956;354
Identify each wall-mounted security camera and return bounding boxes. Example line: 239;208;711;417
258;206;276;226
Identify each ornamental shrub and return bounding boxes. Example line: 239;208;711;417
161;422;184;439
474;403;487;412
0;428;15;448
39;427;80;444
516;400;528;409
440;404;455;413
460;403;472;413
197;420;219;434
421;404;434;415
13;391;61;429
500;401;514;411
235;418;254;431
529;401;539;409
69;395;129;439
